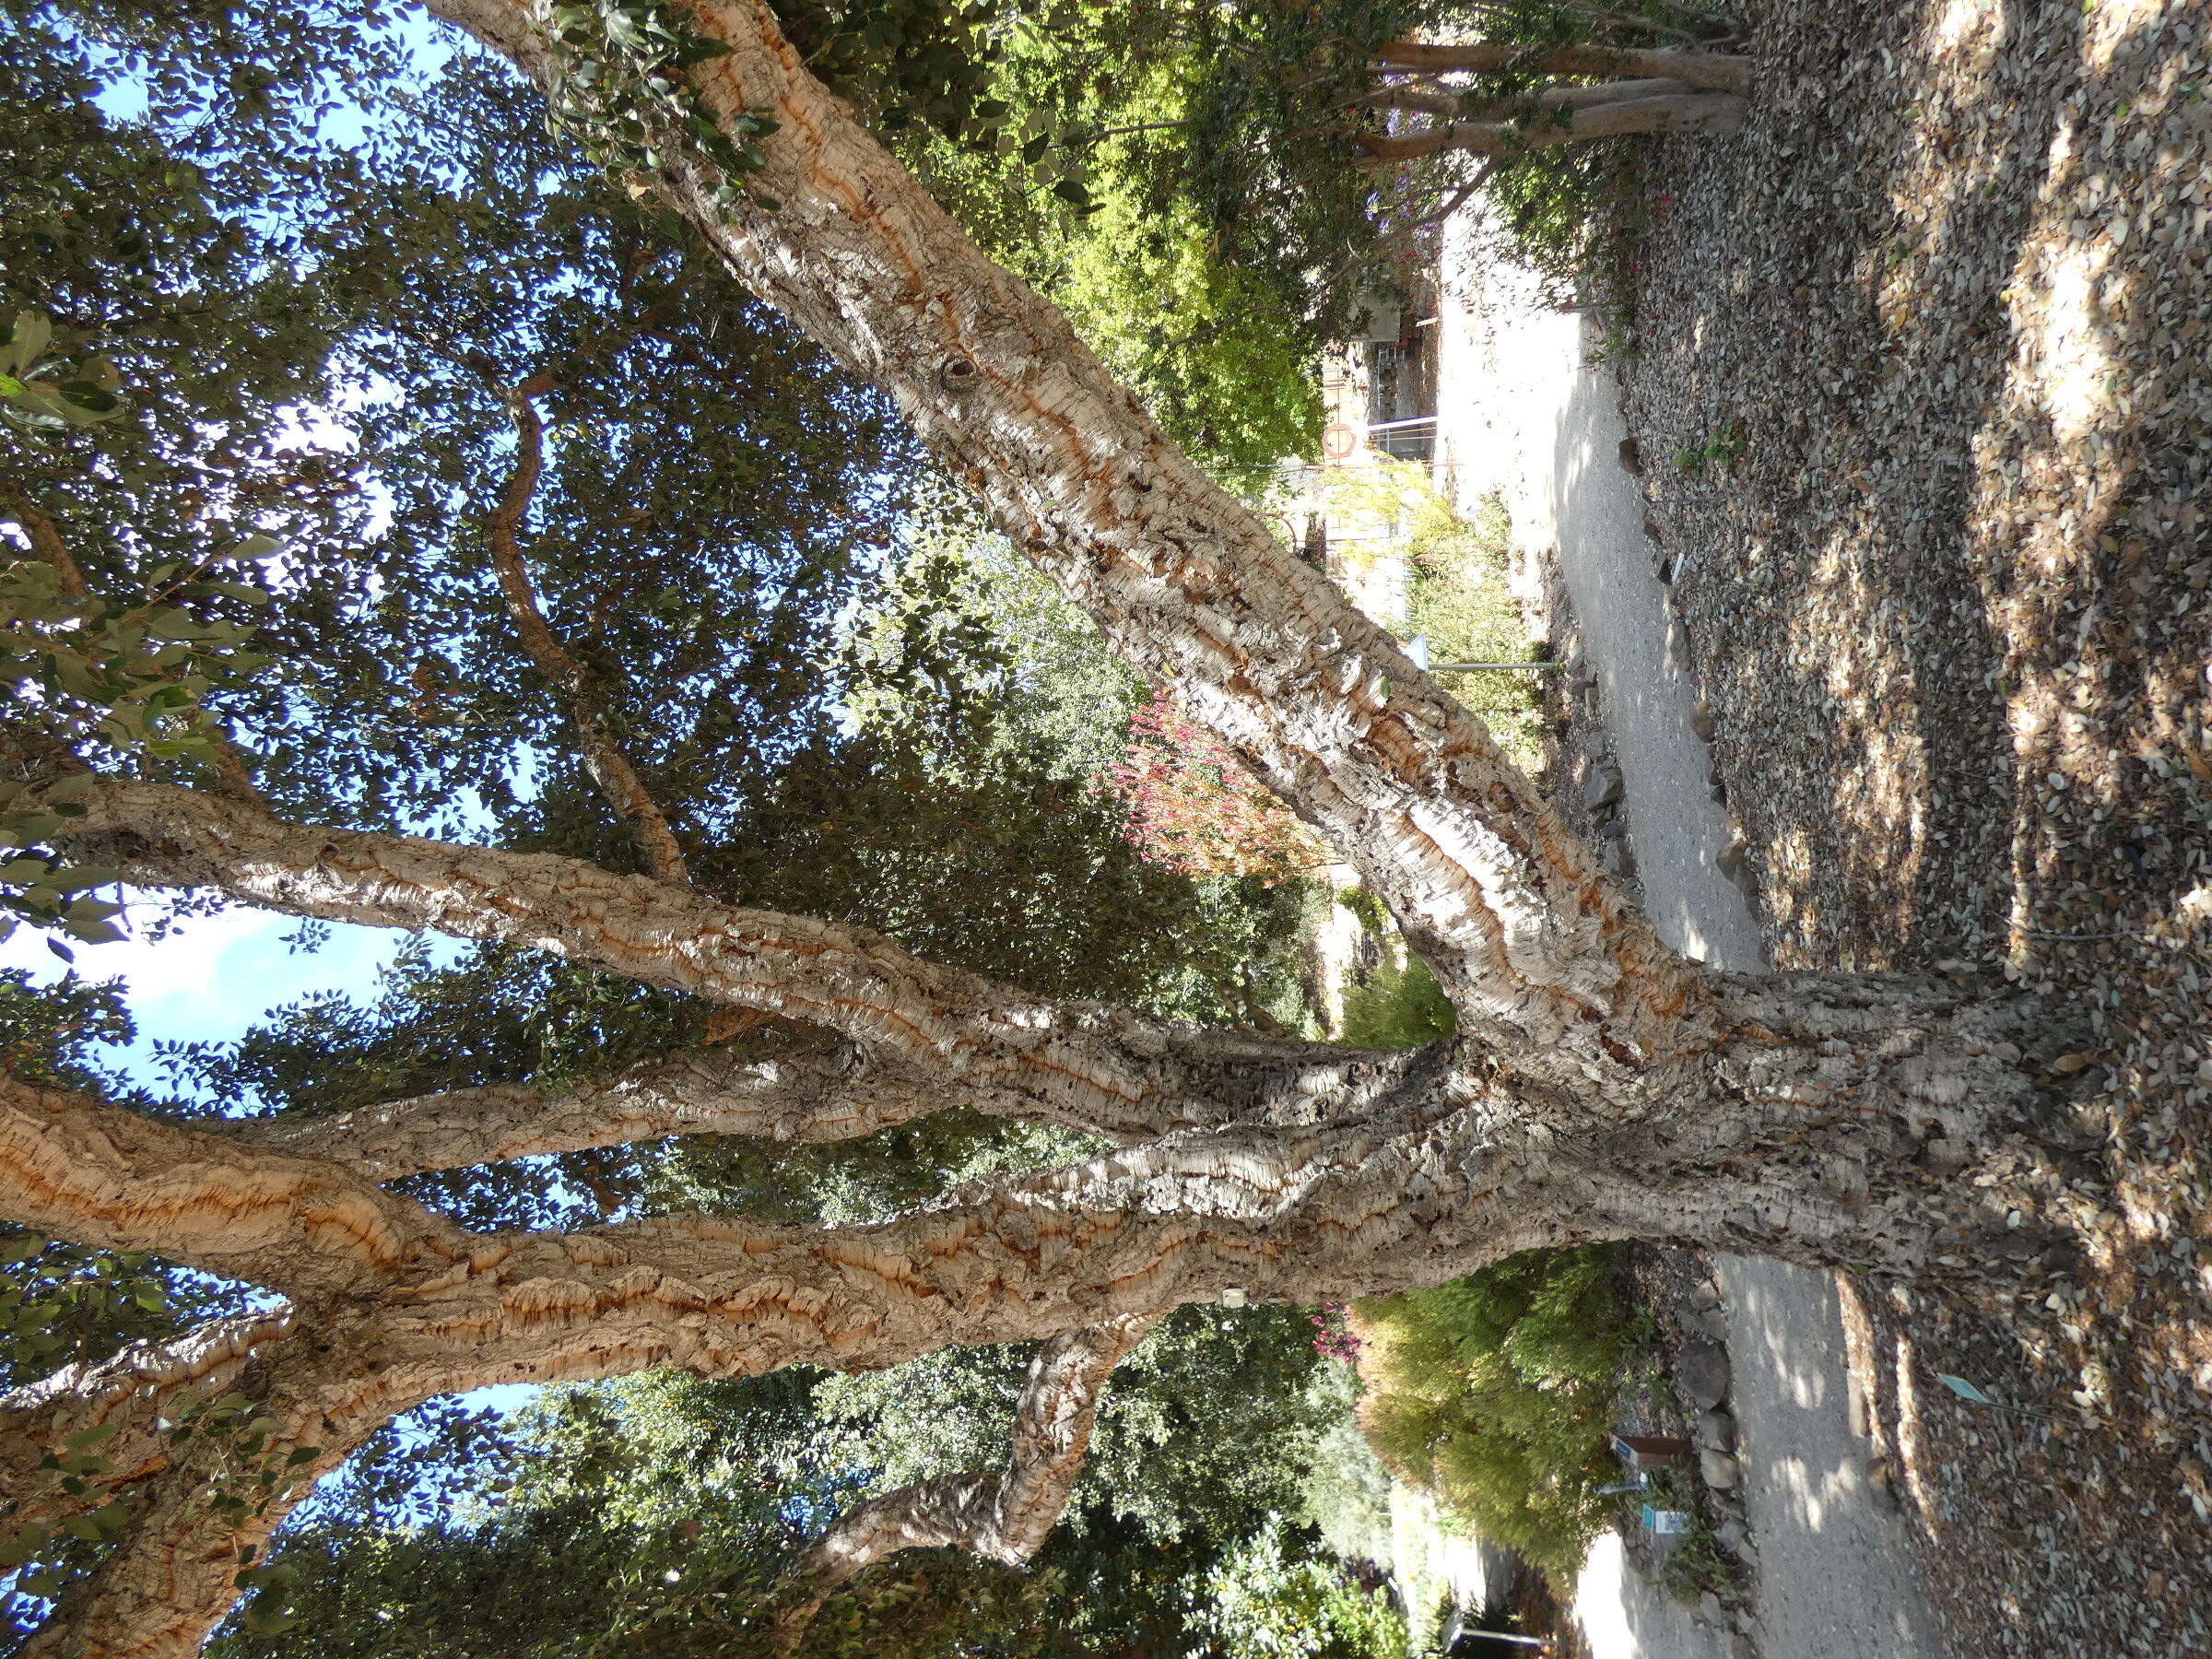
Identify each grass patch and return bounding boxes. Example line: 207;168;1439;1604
1353;1247;1641;1586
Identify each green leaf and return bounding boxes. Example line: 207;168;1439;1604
1934;1372;1994;1405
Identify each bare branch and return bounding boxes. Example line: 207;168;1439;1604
207;1037;958;1179
485;377;692;885
773;1314;1159;1644
55;776;1374;1144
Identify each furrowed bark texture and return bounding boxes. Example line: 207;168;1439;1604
0;1069;468;1298
772;1315;1159;1644
1;7;2053;1655
420;0;1715;1098
6;971;2036;1654
57;778;1376;1145
209;1039;947;1179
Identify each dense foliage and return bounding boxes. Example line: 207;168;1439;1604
205;1306;1402;1657
1354;1249;1639;1583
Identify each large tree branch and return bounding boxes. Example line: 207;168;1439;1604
0;1068;468;1300
16;1312;441;1659
772;1314;1158;1644
417;0;1713;1094
6;977;2032;1656
0;1312;295;1540
206;1037;957;1180
56;776;1383;1145
1374;40;1754;94
485;375;693;884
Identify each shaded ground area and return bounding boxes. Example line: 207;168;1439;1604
1618;0;2212;1653
1437;240;1950;1659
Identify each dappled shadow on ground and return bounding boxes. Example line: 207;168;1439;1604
1616;0;2212;1654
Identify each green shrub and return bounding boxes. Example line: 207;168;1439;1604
1405;496;1546;771
1353;1247;1635;1583
1337;957;1453;1050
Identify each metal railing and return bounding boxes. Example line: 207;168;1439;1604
1365;414;1438;463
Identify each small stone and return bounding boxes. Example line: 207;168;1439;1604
1716;1518;1748;1554
1699;1408;1737;1451
1700;1590;1724;1623
1700;1447;1742;1489
1584;762;1625;811
1681;1339;1731;1408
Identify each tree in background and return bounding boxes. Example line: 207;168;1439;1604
1104;688;1320;883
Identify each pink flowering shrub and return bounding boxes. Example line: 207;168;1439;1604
1310;1302;1361;1364
1101;689;1316;880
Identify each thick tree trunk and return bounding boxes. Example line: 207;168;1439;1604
3;962;2042;1654
1368;76;1699;122
422;0;1712;1100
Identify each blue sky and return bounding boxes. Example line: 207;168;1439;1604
0;899;434;1082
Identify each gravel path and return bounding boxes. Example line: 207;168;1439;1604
1434;221;1946;1659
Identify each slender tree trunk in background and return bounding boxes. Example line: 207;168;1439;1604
1359;89;1746;163
0;6;2053;1654
1375;40;1755;95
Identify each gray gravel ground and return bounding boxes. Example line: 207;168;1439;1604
1617;2;2212;1654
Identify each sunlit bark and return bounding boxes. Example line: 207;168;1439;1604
422;0;1712;1098
58;777;1365;1144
